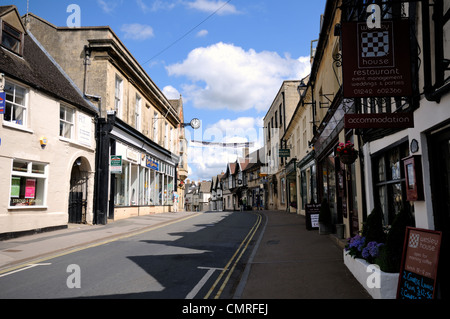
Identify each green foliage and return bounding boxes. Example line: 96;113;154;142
362;205;386;244
319;198;332;225
375;207;414;273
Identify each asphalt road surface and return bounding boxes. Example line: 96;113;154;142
0;211;261;299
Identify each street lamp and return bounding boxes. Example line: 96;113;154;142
298;79;308;98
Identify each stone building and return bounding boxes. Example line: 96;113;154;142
263;80;301;211
0;5;97;236
25;12;185;223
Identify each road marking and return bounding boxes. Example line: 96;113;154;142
0;213;202;277
0;263;52;278
185;267;226;299
203;212;262;299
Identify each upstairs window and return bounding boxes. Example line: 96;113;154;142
3;81;27;127
60;105;74;139
114;75;123;118
1;21;23;55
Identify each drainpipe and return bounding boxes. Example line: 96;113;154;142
422;0;450;102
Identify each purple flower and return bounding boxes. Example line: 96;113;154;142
362;241;384;259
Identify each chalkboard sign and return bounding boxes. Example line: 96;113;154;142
305;203;320;230
397;227;442;299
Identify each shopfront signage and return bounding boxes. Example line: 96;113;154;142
397;227;442;299
344;113;414;129
110;155;122;174
279;149;290;157
146;156;159;171
342;20;412;98
0;91;5;114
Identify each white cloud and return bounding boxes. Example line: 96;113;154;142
121;23;155;40
163;85;181;99
167;42;310;112
136;0;176;13
97;0;122;13
187;116;265;181
184;0;241;15
196;29;209;37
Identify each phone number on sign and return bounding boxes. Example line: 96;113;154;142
353;88;403;96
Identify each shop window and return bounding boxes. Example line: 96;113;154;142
1;22;23;55
60;105;74;139
114;161;129;206
280;178;286;204
3;81;27;127
10;160;48;207
301;170;307;209
373;142;409;225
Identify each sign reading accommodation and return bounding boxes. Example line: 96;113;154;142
344;112;414;129
110;155;122;174
342;20;412;98
397;227;442;299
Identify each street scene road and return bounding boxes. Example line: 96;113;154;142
0;211;260;299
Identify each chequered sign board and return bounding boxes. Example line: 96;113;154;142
361;31;389;57
408;232;420;249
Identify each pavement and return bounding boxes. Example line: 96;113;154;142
0;209;371;299
235;210;371;299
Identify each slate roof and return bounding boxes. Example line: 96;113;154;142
0;6;97;115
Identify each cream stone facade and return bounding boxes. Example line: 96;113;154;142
25;12;186;223
0;5;97;236
263;80;301;211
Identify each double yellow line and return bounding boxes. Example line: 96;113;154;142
204;212;262;299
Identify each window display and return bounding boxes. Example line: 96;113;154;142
10;160;47;207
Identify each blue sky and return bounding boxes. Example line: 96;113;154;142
9;0;327;181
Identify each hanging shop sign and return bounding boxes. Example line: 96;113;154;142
110;155;122;174
397;227;442;299
278;149;290;157
342;20;412;98
0;91;5;114
146;156;159;171
344;112;414;129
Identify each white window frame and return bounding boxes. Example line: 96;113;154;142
3;80;28;129
135;94;141;131
9;159;48;209
164;122;169;149
153;112;159;143
114;75;123;118
59;104;75;140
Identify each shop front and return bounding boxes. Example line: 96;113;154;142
296;151;317;216
95;115;178;222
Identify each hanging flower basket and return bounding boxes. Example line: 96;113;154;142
336;141;358;164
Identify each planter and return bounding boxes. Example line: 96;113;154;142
343;251;399;299
339;153;358;165
336;224;345;239
319;222;332;235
